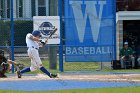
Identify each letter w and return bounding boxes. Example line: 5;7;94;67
69;1;106;43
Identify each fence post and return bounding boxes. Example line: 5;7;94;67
10;0;15;73
48;45;57;69
113;0;117;61
58;0;63;72
48;0;58;70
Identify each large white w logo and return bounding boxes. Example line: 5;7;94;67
69;0;106;43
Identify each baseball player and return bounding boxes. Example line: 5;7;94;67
17;30;57;78
0;49;19;78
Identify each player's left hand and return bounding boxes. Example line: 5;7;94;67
40;39;47;45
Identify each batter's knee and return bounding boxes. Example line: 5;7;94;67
38;64;43;68
30;67;37;72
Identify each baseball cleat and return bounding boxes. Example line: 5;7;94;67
50;73;58;78
17;71;22;78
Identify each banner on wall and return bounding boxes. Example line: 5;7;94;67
33;16;60;44
65;0;116;62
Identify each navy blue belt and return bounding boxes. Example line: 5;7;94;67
28;46;38;50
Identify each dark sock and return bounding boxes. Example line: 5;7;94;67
20;67;31;74
40;66;51;77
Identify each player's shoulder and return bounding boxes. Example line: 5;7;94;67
26;33;33;38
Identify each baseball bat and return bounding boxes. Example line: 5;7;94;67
47;28;58;40
40;28;58;45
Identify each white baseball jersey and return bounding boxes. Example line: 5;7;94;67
26;33;39;49
26;33;42;71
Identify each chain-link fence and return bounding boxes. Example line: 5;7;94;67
0;0;112;73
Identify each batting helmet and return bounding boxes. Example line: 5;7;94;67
32;30;41;37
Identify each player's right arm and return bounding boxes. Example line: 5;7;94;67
27;33;40;42
27;33;47;45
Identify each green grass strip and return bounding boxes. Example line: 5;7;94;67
0;86;140;93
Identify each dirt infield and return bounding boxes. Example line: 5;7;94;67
0;73;140;83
